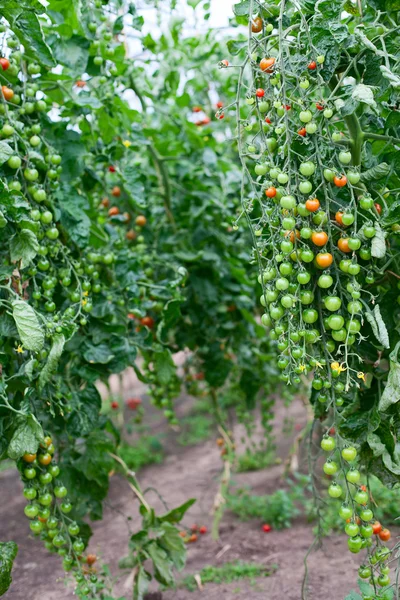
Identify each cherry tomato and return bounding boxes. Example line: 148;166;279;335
251;16;263;33
0;58;10;71
308;61;317;70
315;252;333;268
379;528;391;542
23;453;37;463
135;215;146;226
260;57;275;72
311;231;328;246
333;175;347;187
262;524;271;532
305;198;320;212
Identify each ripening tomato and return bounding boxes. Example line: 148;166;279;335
111;401;119;409
333;175;347;187
316;102;325;111
305;198;320;212
1;85;14;101
265;117;272;124
308;61;317;70
374;203;382;215
141;316;154;328
192;106;202;113
101;197;109;207
136;215;146;226
221;59;229;67
298;127;307;137
0;58;10;71
265;186;277;198
316;252;333;268
379;528;391;542
216;101;223;109
75;80;86;87
111;186;121;197
86;554;97;566
23;453;37;463
126;229;136;240
260;57;275;72
311;231;328;246
372;521;382;534
251;16;263;32
335;211;344;225
338;238;351;253
108;207;119;216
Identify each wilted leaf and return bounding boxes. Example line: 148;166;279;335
379;342;400;412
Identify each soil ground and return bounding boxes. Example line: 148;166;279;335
1;372;363;600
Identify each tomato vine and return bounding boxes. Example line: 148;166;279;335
229;0;400;597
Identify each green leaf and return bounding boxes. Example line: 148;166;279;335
227;39;247;56
364;305;390;349
367;432;400;476
233;0;249;16
360;162;390;182
379;342;400;412
158;522;187;570
382;199;400;227
74;430;114;487
9;229;39;266
0;141;13;165
344;592;362;600
2;9;55;67
133;565;151;600
7;414;44;460
380;66;400;89
83;343;115;365
157;299;182;342
52;35;90;72
153;348;176;386
146;542;174;586
159;498;196;524
38;334;65;391
67;385;101;436
371;224;386;258
12;299;44;352
0;541;18;596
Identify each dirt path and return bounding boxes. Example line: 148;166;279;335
1;394;361;600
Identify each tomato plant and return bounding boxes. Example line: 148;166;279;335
229;0;400;595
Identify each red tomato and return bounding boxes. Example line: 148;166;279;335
141;316;154;328
216;101;223;109
298;127;307;137
256;88;265;98
308;61;317;70
262;524;271;533
199;526;207;534
75;80;86;87
126;398;142;410
316;102;325;110
111;401;119;409
109;165;116;172
265;117;272;124
374;203;382;215
0;58;10;71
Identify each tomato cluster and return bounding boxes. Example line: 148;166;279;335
231;7;399;594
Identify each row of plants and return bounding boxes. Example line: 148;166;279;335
228;0;400;597
0;1;285;598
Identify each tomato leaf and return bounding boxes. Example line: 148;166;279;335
7;414;44;460
371;224;386;258
38;334;65;391
0;141;13;165
12;299;44;352
367;431;400;476
0;541;18;596
153;348;176;386
1;8;55;67
133;565;151;600
9;229;39;267
158;522;186;570
360;162;390;182
364;305;390;349
382;199;400;227
379;342;400;412
145;541;174;586
233;1;250;16
158;498;196;524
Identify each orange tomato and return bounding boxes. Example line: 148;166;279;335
335;211;344;225
141;316;154;328
311;231;328;246
298;127;307;137
379;528;391;542
338;238;351;253
38;453;52;466
316;252;333;268
1;85;14;101
260;57;275;73
285;229;300;243
305;198;320;212
108;206;119;216
126;229;136;240
333;175;347;187
23;453;37;463
135;215;147;226
101;197;109;208
111;186;121;197
0;58;10;71
265;186;277;198
86;554;97;566
374;203;382;215
251;16;263;33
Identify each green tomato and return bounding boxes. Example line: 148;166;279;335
328;483;343;498
300;79;310;89
318;274;333;289
305;122;317;134
299;110;313;123
323;168;335;182
324;296;341;311
348;535;362;553
323;460;338;475
299;161;315;177
345;522;359;537
347;171;360;185
8;155;22;169
299;181;313;195
323;108;333;118
342;446;357;462
30;520;43;534
302;308;318;324
346;469;361;484
328;315;344;331
339;151;352;165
